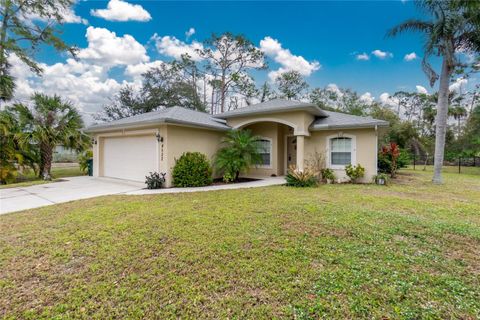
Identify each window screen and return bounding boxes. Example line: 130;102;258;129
256;139;271;166
330;137;352;165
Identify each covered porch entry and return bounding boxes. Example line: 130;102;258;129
236;121;307;177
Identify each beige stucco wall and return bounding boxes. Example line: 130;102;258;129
92;124;225;187
91;116;379;186
305;128;378;183
165;125;224;187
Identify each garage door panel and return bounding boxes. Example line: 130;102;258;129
102;135;157;182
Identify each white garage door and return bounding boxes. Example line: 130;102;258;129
102;135;157;182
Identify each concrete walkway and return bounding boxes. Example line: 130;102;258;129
126;176;286;195
0;176;285;215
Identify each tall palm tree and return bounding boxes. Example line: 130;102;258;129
388;0;480;184
9;93;88;180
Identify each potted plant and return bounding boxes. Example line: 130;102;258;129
321;168;336;184
373;173;389;185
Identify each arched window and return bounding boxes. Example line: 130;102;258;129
328;135;355;168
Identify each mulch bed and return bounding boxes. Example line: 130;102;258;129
212;177;260;186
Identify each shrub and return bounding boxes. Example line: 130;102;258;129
145;172;166;189
285;165;318;187
345;164;365;183
78;150;93;173
321;168;336;182
306;150;326;181
378;143;410;177
173;152;213;187
222;171;235;183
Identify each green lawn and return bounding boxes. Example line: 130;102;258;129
0;166;85;189
0;170;479;319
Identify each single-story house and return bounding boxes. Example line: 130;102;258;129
86;99;388;187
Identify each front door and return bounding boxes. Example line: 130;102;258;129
286;136;297;169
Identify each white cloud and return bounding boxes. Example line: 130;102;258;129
404;52;418;61
78;27;149;66
449;77;468;92
185;27;196;39
125;60;165;82
151;34;204;61
326;83;343;97
356;52;370;61
379;92;390;104
9;54;123;123
91;0;151;22
360;92;374;104
416;85;428;94
61;7;88;25
379;92;399;108
372;49;393;59
260;36;320;81
23;2;88;25
7;26;154;124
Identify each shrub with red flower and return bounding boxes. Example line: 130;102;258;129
381;142;401;178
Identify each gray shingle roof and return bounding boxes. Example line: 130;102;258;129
214;99;327;118
310;110;389;130
85;106;230;133
86;102;389;133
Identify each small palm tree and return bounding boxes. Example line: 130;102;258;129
215;129;262;182
9;93;89;180
0;110;23;183
388;0;480;184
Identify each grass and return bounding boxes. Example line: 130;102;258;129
0;170;479;319
0;166;85;189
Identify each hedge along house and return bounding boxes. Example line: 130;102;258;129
86;99;388;187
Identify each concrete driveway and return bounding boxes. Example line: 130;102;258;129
1;176;286;215
0;177;144;215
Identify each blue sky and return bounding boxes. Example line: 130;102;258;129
14;0;470;121
66;0;430;94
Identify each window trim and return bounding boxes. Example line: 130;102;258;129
255;136;273;169
325;133;356;169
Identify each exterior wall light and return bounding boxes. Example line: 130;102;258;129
91;138;97;145
155;132;163;143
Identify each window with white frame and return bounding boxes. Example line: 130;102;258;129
256;138;272;166
330;137;352;166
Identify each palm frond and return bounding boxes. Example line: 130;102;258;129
387;19;433;38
